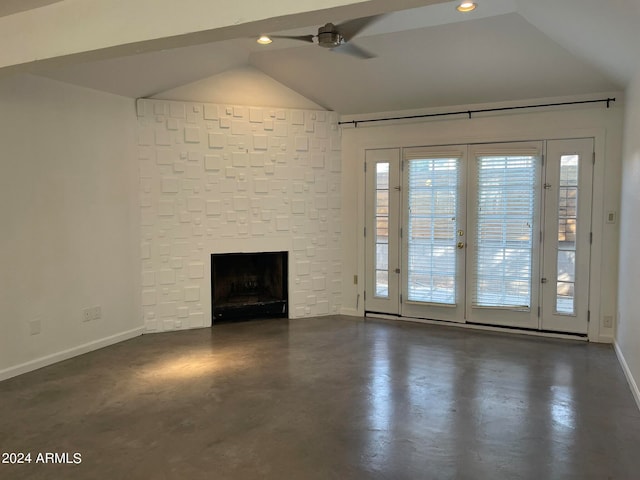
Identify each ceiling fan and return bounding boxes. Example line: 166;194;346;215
268;15;382;59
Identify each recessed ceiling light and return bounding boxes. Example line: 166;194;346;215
257;35;272;45
456;1;477;12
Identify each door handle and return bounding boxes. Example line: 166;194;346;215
457;242;465;249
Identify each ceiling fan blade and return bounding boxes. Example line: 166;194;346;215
269;35;315;43
335;15;382;41
331;42;376;59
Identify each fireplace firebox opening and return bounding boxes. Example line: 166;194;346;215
211;251;288;323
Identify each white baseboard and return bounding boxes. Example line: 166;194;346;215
614;341;640;412
340;308;361;317
0;327;145;382
597;334;614;344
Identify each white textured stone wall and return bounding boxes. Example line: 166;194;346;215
136;99;342;332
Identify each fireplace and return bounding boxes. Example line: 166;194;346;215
211;251;288;323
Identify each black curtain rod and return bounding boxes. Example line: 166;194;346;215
338;97;616;127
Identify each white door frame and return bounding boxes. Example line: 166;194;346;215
356;126;609;343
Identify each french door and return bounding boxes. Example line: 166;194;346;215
465;142;542;329
365;149;400;315
400;146;467;323
541;139;593;333
365;139;593;334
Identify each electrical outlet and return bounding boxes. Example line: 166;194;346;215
93;306;102;320
606;211;616;224
603;315;613;328
83;308;92;322
29;318;42;335
353;275;358;285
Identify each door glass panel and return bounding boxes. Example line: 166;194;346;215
407;158;458;304
375;163;390;297
556;155;579;314
474;155;536;308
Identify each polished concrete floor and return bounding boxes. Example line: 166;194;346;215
1;316;639;479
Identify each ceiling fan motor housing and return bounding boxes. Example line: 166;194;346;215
317;23;343;48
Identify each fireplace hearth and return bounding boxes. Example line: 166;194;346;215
211;251;288;323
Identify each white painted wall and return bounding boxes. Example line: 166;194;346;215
152;66;323;111
137;99;342;332
617;71;640;406
340;95;623;343
0;74;142;380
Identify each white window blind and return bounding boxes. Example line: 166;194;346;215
474;155;537;308
407;157;459;304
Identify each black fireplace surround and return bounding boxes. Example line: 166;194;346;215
211;251;288;323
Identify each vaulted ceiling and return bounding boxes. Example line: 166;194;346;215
0;0;62;18
9;0;640;115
